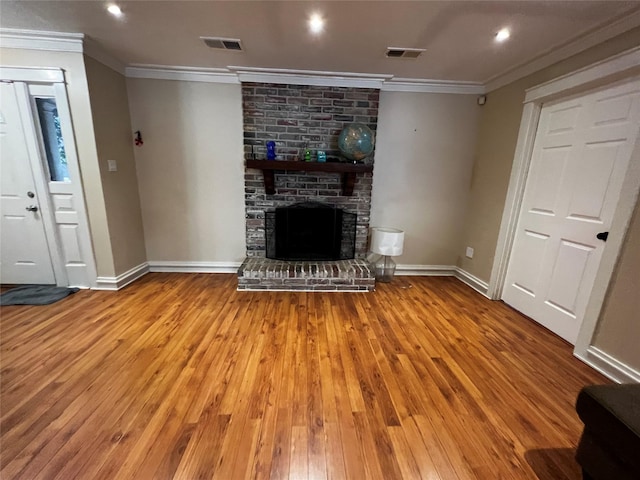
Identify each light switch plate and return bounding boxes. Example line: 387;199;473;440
465;246;474;259
107;159;117;172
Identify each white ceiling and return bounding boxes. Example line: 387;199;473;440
1;1;640;85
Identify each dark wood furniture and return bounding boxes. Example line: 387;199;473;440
246;159;373;196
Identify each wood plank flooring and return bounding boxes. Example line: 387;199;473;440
1;273;608;479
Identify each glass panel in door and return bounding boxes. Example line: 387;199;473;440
35;97;70;182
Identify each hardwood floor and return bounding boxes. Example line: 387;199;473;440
1;273;607;479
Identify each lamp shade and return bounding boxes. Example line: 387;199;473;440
370;227;404;256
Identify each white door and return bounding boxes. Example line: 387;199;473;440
0;82;56;284
502;79;640;344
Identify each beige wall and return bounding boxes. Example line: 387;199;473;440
127;82;480;267
84;56;146;275
0;48;116;277
593;201;640;369
372;91;480;266
458;26;640;281
126;78;246;263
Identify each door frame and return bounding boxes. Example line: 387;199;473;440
488;46;640;359
0;66;97;287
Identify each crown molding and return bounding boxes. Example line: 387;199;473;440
227;66;483;93
484;7;640;92
228;66;392;89
382;78;485;94
0;28;127;76
524;46;640;103
126;64;239;84
83;37;126;75
127;65;486;93
0;28;84;53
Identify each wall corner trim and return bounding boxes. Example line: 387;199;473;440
83;37;126;75
389;264;491;297
576;346;640;384
454;268;491;298
147;261;243;274
94;262;149;291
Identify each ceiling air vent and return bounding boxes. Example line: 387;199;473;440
385;47;425;59
201;37;243;51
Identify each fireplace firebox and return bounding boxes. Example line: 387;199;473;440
265;202;356;261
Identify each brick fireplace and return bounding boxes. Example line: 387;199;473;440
239;82;379;291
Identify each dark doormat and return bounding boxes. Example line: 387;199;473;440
0;285;80;306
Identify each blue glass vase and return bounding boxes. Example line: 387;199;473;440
266;141;276;160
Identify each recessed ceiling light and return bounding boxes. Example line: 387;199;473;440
495;28;510;42
308;13;325;34
107;4;123;17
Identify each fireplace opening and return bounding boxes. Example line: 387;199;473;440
265;202;356;261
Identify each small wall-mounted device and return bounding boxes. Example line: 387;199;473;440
477;95;487;106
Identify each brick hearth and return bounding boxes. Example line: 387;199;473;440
237;258;375;292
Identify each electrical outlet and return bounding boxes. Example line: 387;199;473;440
107;159;117;172
465;246;474;259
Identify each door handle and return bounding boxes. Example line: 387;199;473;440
596;231;609;242
25;205;38;212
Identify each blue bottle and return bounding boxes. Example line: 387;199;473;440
266;141;276;160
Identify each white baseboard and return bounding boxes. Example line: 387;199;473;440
92;263;492;298
395;264;457;276
147;261;242;274
389;265;491;297
454;268;490;298
575;346;640;384
94;262;149;291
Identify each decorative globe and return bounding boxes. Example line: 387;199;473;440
338;123;375;161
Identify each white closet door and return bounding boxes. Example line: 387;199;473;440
503;79;640;344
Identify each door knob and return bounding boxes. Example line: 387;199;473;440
596;231;609;242
25;205;38;212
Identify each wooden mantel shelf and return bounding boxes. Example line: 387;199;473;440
246;159;373;196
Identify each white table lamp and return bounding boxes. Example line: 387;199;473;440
370;227;404;282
